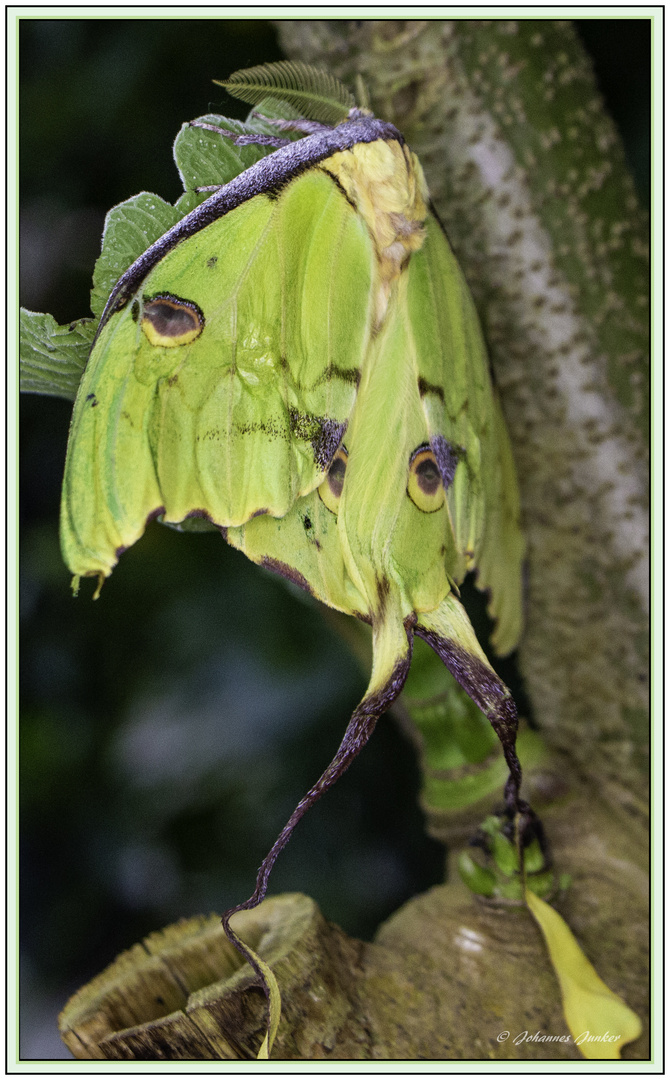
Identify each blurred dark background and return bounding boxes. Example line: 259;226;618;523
19;18;650;1059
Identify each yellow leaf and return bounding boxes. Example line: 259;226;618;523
526;889;642;1060
247;947;281;1060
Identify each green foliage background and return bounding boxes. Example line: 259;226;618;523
19;17;649;1059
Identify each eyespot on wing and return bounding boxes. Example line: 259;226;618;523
407;445;445;513
140;294;204;347
318;447;348;513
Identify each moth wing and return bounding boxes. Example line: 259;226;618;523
230;269;456;624
475;393;525;655
227;487;361;617
407;213;524;655
61;169;376;582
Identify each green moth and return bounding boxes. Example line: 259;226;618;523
59;62;529;1044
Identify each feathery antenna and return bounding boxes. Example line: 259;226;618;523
215;61;356;126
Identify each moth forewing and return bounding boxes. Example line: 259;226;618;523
60;305;163;582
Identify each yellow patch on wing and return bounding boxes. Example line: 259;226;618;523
325;140;429;326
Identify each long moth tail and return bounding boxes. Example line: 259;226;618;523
416;593;529;816
221;612;413;1058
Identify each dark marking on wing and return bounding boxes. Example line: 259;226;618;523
354;610;373;625
262;557;313;595
365;650;414;713
376;574;391;618
412;450;441;497
163;508;229;540
418;376;445;404
312;418;348;471
302;514;321;550
331;451;347;490
206;256;218;268
289;408;347;471
142;294;204;342
116;505;166;559
414;626;524;813
319;167;358;212
289;409;321;443
404;611;418;632
430;435;465;491
86;393;98;408
314;364;361;389
215;417;287;441
185;508;213;520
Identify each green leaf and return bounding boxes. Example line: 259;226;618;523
524;868;556;898
526;889;642;1059
19;310;94;400
490;829;519;878
90;192;183;319
523;837;546;875
457;852;497;897
215;61;355;125
173;115;273;202
172;105;306;213
173;190;205;217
